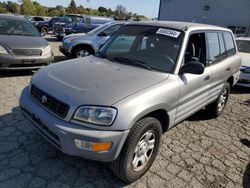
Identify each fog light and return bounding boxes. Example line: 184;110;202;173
74;139;112;152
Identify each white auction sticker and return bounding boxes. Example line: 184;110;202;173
156;28;181;38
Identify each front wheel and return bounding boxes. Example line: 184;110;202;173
74;47;92;58
206;82;230;118
110;117;162;183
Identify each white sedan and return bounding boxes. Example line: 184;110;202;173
236;37;250;87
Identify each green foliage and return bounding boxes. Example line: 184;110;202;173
20;0;36;15
0;0;146;20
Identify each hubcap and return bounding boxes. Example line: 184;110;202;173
132;131;155;171
76;50;89;58
218;88;228;111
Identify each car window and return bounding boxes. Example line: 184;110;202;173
100;25;184;73
207;32;220;64
101;24;122;36
223;32;236;56
0;18;40;37
236;40;250;53
218;33;227;59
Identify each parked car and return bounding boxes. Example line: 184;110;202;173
20;21;241;183
235;37;250;87
0;14;54;70
60;22;125;58
53;14;114;41
33;17;65;35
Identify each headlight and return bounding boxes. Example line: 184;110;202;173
43;45;52;55
73;106;117;126
0;45;8;55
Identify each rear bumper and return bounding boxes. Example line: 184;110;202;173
19;87;129;162
0;54;54;70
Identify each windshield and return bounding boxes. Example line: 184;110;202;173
236;40;250;53
98;25;184;73
0;18;40;37
88;23;111;35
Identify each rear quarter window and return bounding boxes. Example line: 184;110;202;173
223;32;236;56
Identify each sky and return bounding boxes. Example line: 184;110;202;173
0;0;161;18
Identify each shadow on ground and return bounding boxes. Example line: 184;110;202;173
231;86;250;94
0;106;126;187
241;139;250;188
0;70;34;78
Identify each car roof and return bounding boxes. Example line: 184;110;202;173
127;21;231;32
0;14;26;21
236;37;250;41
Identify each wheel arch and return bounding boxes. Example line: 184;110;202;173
72;44;95;55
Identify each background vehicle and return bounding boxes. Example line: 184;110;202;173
33;17;65;35
20;22;241;183
60;22;125;58
236;37;250;87
0;14;54;70
53;14;114;41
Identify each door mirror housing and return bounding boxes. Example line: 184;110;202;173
179;62;205;75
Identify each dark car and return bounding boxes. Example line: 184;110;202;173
34;17;65;35
53;14;114;41
0;14;54;70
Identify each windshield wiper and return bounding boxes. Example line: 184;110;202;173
113;57;152;71
95;51;114;62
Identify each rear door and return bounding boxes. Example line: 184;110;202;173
206;31;237;100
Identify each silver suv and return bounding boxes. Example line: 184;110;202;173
20;22;241;183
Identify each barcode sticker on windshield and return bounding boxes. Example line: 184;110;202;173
156;28;181;38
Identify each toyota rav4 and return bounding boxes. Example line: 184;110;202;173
20;21;241;183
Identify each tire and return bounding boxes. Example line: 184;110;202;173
74;46;92;58
110;117;162;183
41;27;48;35
206;82;230;118
56;36;63;41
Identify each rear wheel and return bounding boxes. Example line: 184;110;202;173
206;82;230;118
110;117;162;183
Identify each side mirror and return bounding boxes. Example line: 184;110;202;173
98;32;108;37
179;62;205;75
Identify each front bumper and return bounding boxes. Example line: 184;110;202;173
19;87;129;162
236;72;250;88
59;45;72;57
0;54;54;70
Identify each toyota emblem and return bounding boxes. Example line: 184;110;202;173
41;95;47;103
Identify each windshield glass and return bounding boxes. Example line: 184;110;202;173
0;18;40;37
98;25;184;73
88;23;111;35
236;40;250;53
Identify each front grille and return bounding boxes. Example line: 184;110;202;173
12;49;42;56
30;85;69;118
54;25;64;32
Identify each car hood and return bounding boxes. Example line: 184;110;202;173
239;52;250;67
63;33;87;40
0;35;48;50
32;56;168;107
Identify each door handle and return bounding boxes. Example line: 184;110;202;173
226;67;231;71
204;75;210;81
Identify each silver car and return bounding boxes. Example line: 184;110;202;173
236;37;250;87
0;14;54;70
20;22;241;183
59;22;125;58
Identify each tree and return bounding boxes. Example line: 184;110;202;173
6;1;20;14
20;0;36;15
0;3;7;13
48;6;65;17
115;5;127;20
33;2;47;16
67;0;77;13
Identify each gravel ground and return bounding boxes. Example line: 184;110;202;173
0;35;250;188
